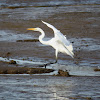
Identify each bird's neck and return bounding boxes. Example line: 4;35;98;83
39;28;49;45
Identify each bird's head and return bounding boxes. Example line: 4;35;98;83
27;27;42;32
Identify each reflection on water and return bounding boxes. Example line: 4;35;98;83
0;75;100;100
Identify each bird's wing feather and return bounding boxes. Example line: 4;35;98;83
55;39;74;58
42;20;73;52
56;31;73;51
42;20;58;32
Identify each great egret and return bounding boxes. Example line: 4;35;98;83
27;21;74;62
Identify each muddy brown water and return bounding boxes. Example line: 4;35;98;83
0;0;100;99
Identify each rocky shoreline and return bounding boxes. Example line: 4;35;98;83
0;66;54;74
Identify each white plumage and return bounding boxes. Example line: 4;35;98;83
27;21;74;62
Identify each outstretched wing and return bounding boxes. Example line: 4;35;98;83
42;20;74;57
42;20;70;45
42;20;59;33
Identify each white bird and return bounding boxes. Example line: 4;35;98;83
27;21;74;63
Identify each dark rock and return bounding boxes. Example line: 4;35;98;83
6;52;11;56
57;70;70;77
16;39;39;42
94;68;100;71
0;67;54;74
9;60;17;64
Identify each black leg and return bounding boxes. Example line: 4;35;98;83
44;60;57;69
55;59;57;63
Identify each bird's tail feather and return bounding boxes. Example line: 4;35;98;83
64;45;74;58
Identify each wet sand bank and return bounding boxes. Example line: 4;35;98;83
0;66;54;74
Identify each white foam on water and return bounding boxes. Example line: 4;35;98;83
0;57;44;65
0;30;33;42
47;64;100;76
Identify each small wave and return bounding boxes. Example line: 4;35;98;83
0;0;100;9
49;64;100;76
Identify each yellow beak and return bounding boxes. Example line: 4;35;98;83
27;28;36;30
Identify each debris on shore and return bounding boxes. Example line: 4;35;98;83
16;39;39;42
0;67;54;74
57;70;70;77
94;68;100;71
9;60;17;64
